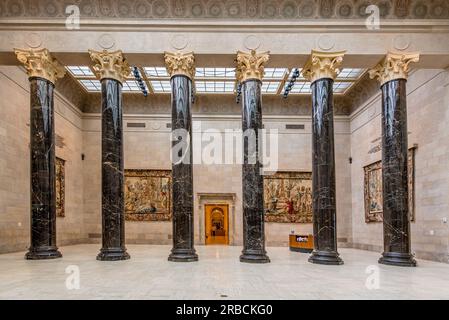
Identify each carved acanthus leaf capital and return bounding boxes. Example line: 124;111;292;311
14;48;66;84
235;50;270;82
302;50;346;83
369;51;420;86
88;49;130;83
164;51;195;80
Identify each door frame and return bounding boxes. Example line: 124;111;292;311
197;193;236;245
204;203;229;245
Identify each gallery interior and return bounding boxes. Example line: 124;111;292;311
1;0;449;300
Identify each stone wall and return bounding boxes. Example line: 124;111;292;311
82;113;352;248
0;66;86;253
349;69;449;263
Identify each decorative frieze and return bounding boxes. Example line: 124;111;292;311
1;1;445;20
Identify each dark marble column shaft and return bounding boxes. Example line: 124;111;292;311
168;75;198;262
240;79;270;263
379;79;416;267
26;77;62;260
309;78;343;265
97;78;130;261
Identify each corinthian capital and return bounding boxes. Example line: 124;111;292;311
302;50;346;83
369;51;420;86
235;50;270;82
14;48;66;84
88;49;130;83
164;51;196;80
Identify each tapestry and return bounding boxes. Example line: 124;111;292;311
364;148;415;223
124;169;172;221
364;161;383;222
56;157;65;218
264;171;312;223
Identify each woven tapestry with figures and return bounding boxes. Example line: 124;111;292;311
364;147;415;223
56;157;65;218
124;169;172;221
264;171;313;223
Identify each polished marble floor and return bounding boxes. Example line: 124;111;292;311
0;244;448;300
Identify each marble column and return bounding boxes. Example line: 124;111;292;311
89;49;130;261
370;52;420;267
236;50;270;263
164;51;198;262
302;50;346;265
15;48;66;260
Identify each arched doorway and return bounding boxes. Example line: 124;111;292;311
204;204;229;245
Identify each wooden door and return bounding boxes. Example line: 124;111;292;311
205;204;229;245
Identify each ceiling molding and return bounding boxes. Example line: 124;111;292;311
1;0;447;22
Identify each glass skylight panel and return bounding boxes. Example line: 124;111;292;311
333;81;352;93
264;68;288;79
122;80;147;92
79;79;101;92
195;81;235;93
195;68;235;79
337;68;365;79
287;68;365;81
144;67;169;77
262;81;280;93
69;65;364;95
287;81;351;94
66;66;94;77
150;80;171;92
288;82;311;94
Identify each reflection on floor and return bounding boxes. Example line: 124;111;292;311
0;244;448;300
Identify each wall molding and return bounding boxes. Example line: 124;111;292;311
83;112;350;122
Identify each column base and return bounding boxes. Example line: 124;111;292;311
97;247;130;261
308;250;344;265
379;252;417;267
240;249;270;264
25;246;62;260
168;248;198;262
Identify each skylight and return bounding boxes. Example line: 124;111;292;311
286;80;356;95
144;67;169;78
66;66;95;77
337;68;365;79
333;81;352;93
284;68;366;95
79;79;101;91
67;65;365;95
196;81;235;93
264;68;288;79
287;82;311;94
196;67;235;78
122;80;148;92
194;67;236;93
150;80;171;93
261;81;281;94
